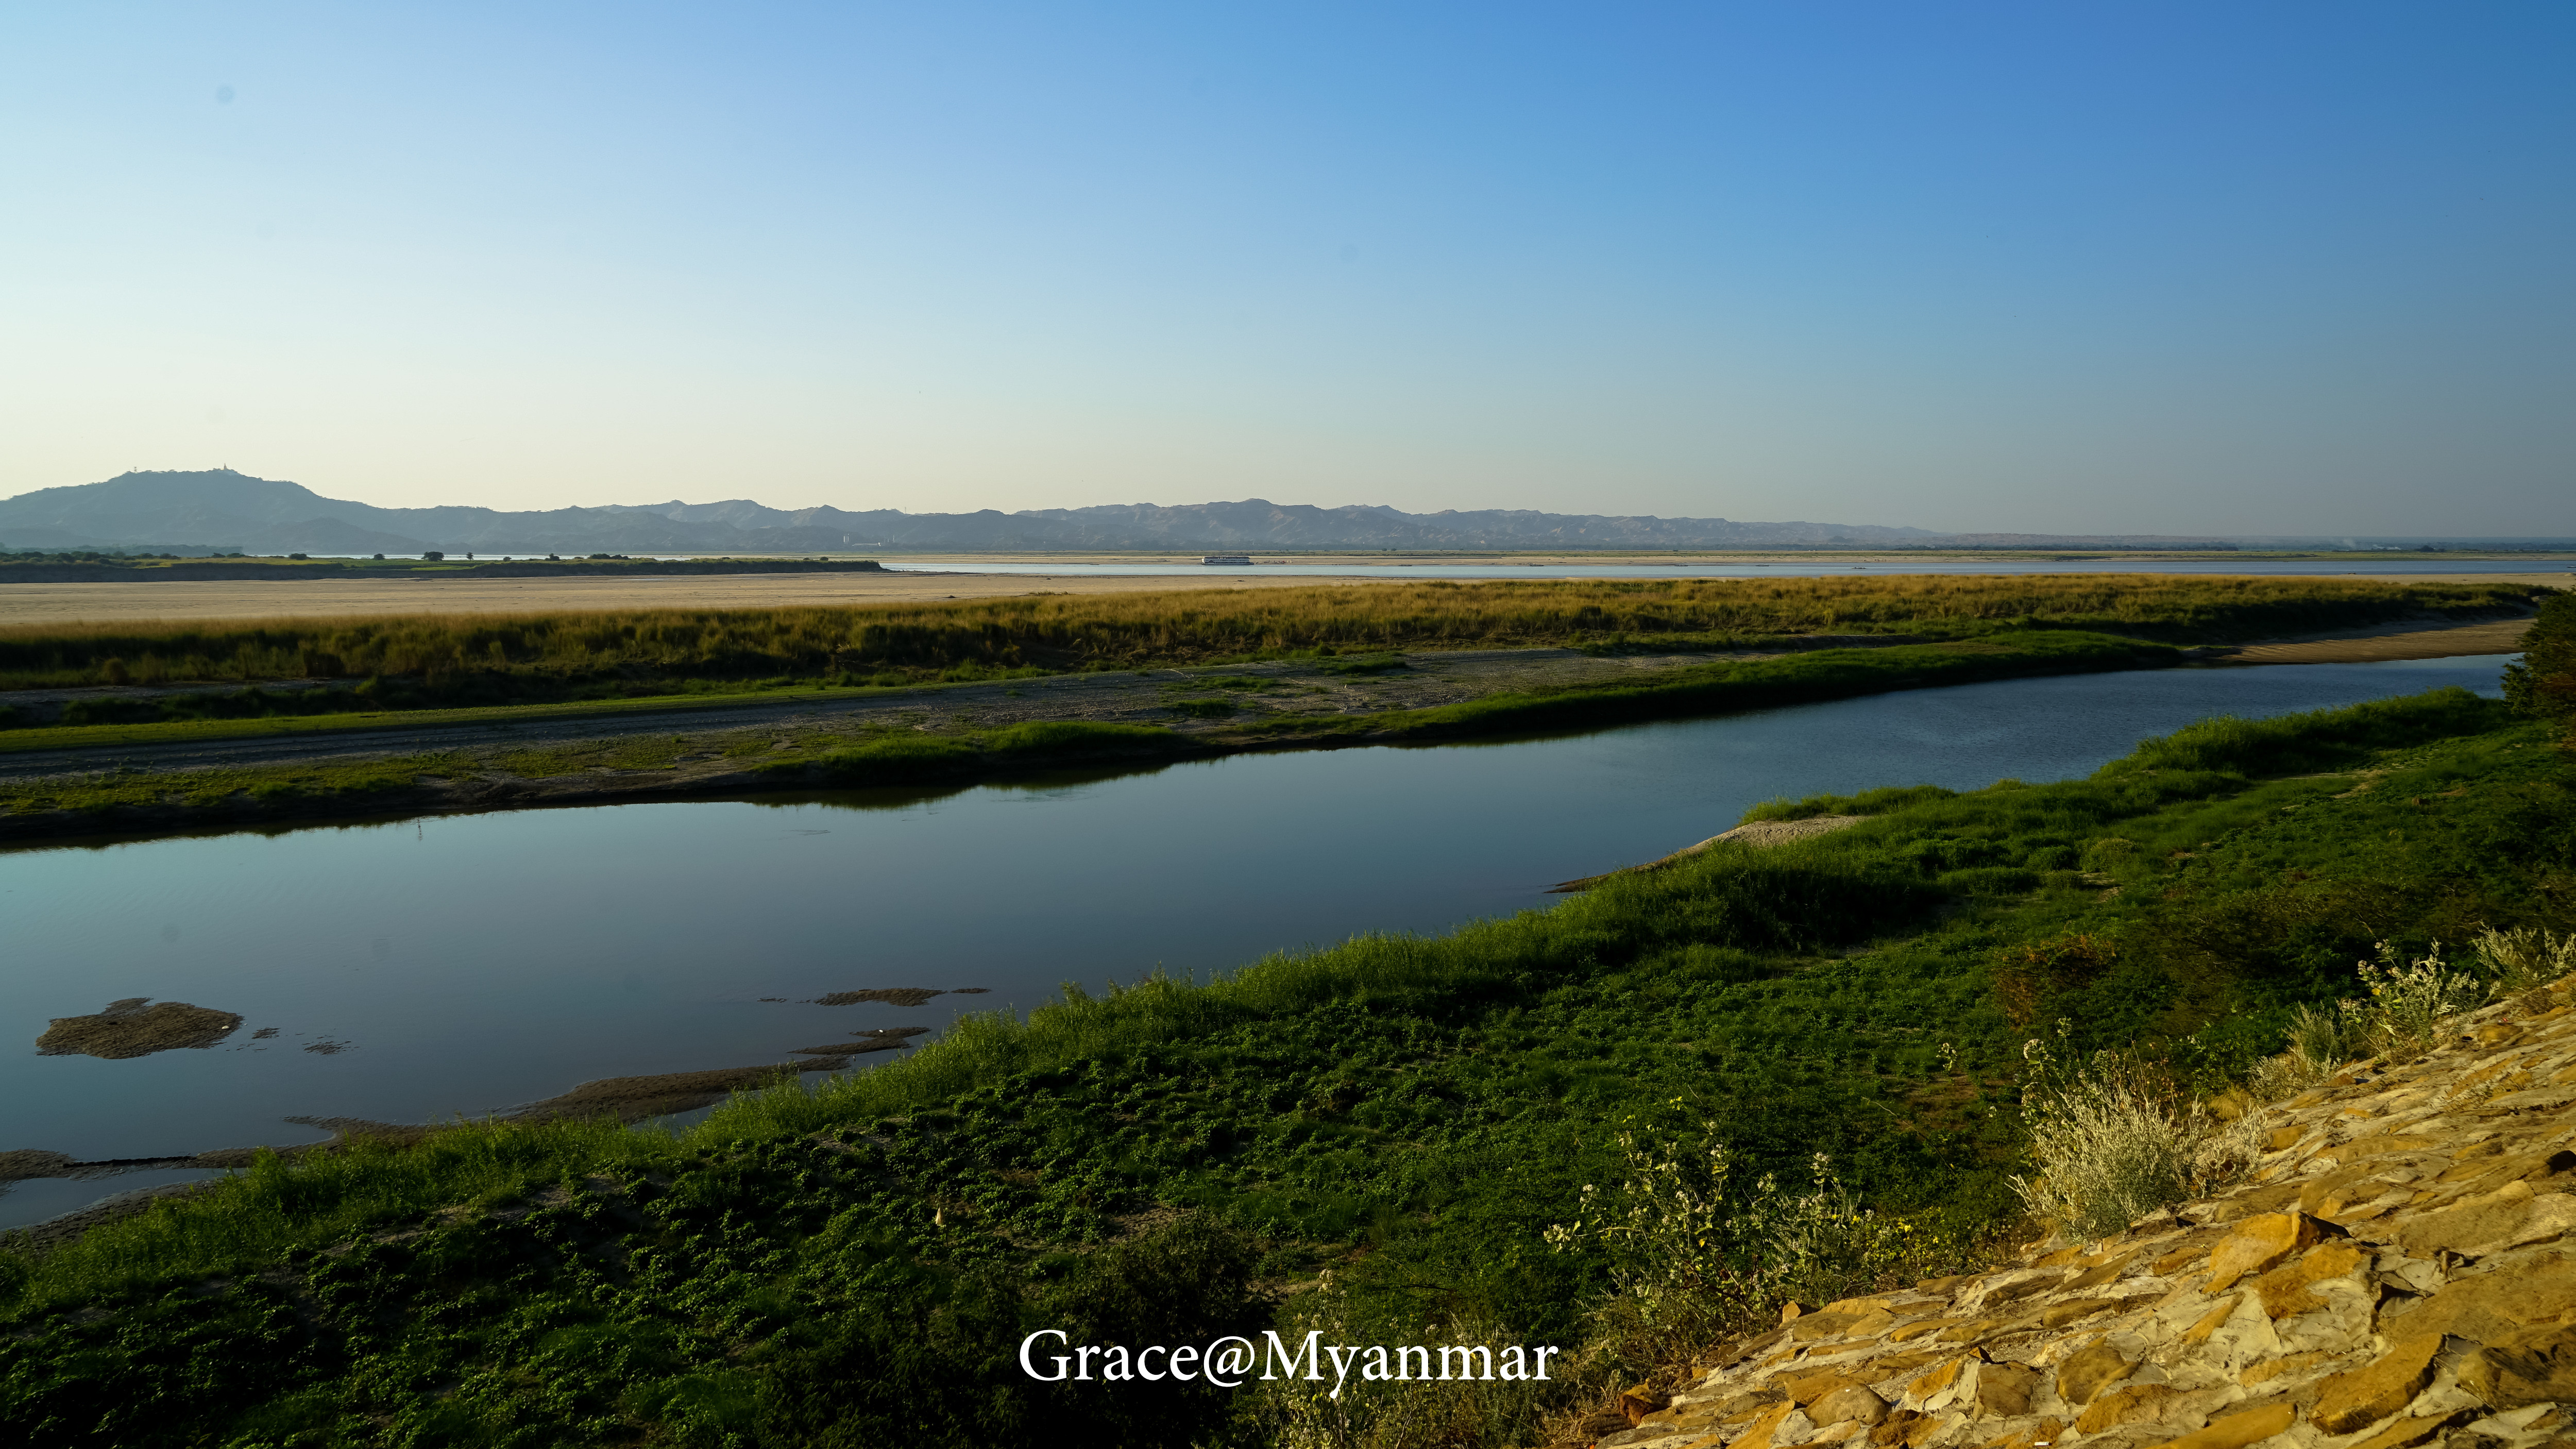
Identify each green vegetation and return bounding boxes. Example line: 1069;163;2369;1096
2505;588;2576;733
0;575;2538;702
6;685;2568;1446
1;631;2164;827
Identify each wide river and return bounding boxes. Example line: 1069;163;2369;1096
0;652;2514;1226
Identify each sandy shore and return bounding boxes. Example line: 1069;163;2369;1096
2216;614;2535;664
0;569;1389;625
0;563;2561;627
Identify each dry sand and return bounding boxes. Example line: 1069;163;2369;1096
2215;614;2536;664
0;564;2562;627
0;568;1382;625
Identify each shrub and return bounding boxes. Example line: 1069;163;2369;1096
2011;1051;2198;1241
1543;1130;1940;1379
2352;939;2485;1059
2470;924;2576;996
2502;592;2576;730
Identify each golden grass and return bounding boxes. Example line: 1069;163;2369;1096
0;575;2545;689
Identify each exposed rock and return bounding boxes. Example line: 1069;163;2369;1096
1604;981;2576;1449
2315;1336;2445;1433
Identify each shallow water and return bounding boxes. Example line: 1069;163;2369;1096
0;653;2512;1224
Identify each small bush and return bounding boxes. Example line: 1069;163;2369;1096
2352;939;2485;1059
1543;1130;1947;1380
2012;1051;2198;1241
2471;924;2576;996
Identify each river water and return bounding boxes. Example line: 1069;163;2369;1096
0;652;2515;1225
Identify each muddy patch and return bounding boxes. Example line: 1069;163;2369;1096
0;1149;77;1183
810;986;986;1006
506;1064;816;1122
36;998;244;1058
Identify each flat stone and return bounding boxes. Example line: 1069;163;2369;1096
1788;1311;1865;1341
2400;1182;2576;1259
1974;1363;2039;1418
1907;1358;1969;1405
2056;1341;2133;1406
1974;1417;2066;1449
2460;1324;2576;1409
2181;1294;2244;1348
2241;1351;2333;1387
2252;1241;2371;1318
2075;1383;2181;1434
2154;1399;2297;1449
1814;1386;1891;1427
2040;1298;2122;1328
2209;1214;2333;1292
1785;1371;1871;1406
2343;1411;2475;1449
2312;1333;2445;1434
2395;1253;2576;1341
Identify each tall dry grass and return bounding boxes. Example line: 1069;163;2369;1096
0;575;2538;688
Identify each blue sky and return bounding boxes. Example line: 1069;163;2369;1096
3;2;2570;533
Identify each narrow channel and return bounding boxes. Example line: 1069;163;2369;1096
0;652;2513;1225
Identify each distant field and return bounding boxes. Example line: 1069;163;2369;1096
0;575;2547;699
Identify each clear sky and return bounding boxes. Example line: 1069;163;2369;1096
3;3;2570;533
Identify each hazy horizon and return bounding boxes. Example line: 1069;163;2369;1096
5;4;2571;534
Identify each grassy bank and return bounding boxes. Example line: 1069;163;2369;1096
0;631;2168;830
0;575;2540;702
4;683;2568;1447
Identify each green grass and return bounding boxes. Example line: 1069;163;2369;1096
5;686;2565;1446
0;632;2192;829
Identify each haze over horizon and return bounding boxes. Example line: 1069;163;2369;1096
5;4;2571;534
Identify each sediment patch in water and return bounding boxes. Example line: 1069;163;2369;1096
36;998;244;1058
810;987;988;1006
506;1064;820;1122
790;1037;916;1056
0;1150;77;1182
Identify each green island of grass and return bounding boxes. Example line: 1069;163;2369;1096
5;586;2573;1448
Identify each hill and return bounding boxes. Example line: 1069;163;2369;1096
0;469;2236;555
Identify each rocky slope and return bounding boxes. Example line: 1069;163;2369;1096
1594;980;2576;1449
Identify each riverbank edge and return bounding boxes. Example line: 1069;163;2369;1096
0;632;2179;846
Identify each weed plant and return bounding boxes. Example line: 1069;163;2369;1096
2010;1047;2202;1241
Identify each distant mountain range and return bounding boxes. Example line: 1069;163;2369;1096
0;470;2283;555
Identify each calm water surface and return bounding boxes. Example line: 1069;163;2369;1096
0;654;2512;1222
